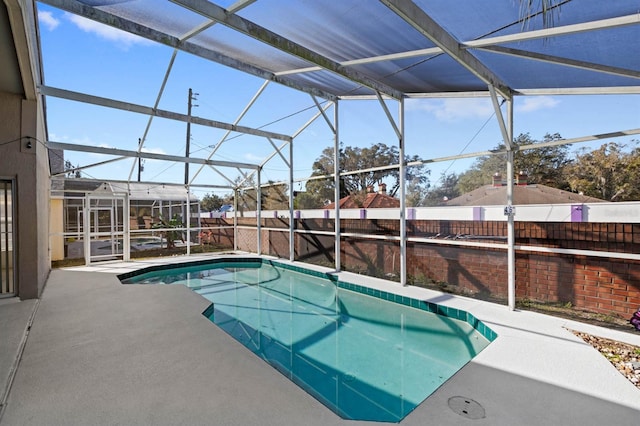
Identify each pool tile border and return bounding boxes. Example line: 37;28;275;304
118;257;497;342
262;260;497;343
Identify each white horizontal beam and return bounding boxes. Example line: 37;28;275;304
275;47;443;77
515;86;640;95
290;127;640;183
51;177;233;190
40;85;292;142
465;13;640;49
343;85;640;99
516;128;640;151
51;156;129;177
478;45;640;80
343;91;491;100
47;141;260;169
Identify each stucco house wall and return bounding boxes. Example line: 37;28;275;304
1;1;51;299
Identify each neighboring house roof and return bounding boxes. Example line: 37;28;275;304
324;184;399;209
445;183;605;206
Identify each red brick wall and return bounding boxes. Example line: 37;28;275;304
517;253;640;315
199;218;234;247
407;243;508;296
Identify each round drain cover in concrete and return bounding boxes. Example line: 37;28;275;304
448;396;485;420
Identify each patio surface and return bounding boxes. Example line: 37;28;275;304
1;253;639;425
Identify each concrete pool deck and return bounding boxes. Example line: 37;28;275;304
1;253;639;425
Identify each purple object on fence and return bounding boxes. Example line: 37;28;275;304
571;204;583;222
295;210;301;219
473;206;482;221
273;211;278;218
323;209;329;219
631;309;640;331
360;209;367;219
407;208;415;220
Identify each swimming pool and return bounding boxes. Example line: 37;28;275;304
120;259;496;422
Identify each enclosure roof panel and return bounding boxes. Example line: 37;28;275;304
41;0;639;98
63;180;198;201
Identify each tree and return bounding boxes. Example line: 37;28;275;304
514;133;571;188
294;191;325;209
405;176;428;207
456;133;571;193
200;193;223;212
302;142;430;208
64;160;81;178
423;173;460;206
457;154;506;194
303;176;343;209
236;183;257;214
235;178;289;212
566;141;640;201
261;181;289;210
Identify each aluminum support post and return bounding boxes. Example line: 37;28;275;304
289;140;295;261
399;98;407;285
257;169;262;255
334;101;341;271
506;100;516;310
233;189;238;251
489;84;516;310
123;193;130;261
185;185;191;256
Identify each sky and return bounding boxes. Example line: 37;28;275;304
37;4;640;200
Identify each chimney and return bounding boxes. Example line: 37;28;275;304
366;185;374;193
492;173;502;187
378;183;387;194
516;171;528;186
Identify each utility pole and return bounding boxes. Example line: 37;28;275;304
185;88;198;185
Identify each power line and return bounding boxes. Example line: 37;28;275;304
441;100;504;176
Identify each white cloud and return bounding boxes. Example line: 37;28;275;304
65;13;152;49
48;133;97;146
48;132;67;142
410;98;494;122
410;96;560;121
83;140;112;157
38;11;60;31
516;96;560;113
140;147;169;165
244;153;263;162
62;136;94;146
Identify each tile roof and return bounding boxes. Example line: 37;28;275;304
445;184;605;206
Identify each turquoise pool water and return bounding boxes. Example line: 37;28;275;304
121;260;495;422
